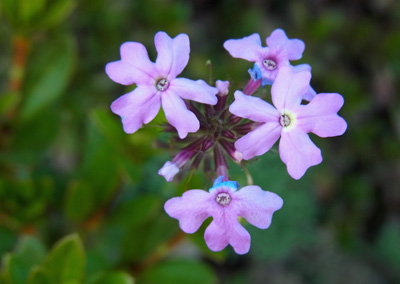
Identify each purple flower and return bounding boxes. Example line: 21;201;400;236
164;176;283;254
106;31;218;138
229;66;347;180
224;28;315;100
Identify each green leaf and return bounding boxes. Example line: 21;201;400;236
122;214;179;263
1;236;46;284
38;0;76;28
0;92;20;116
20;34;76;121
42;234;85;284
87;271;135;284
64;180;96;222
138;259;217;284
27;266;51;284
110;194;162;227
19;0;47;24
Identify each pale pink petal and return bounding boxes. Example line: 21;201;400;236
164;190;211;234
229;91;280;123
158;161;179;182
295;93;347;137
279;129;322;179
155;32;190;79
216;80;230;96
110;86;160;133
303;85;317;101
271;66;311;110
105;42;157;85
105;61;154;86
291;64;315;101
292;63;311;72
120;42;157;77
204;219;251;255
223;34;263;62
234;186;283;229
266;29;305;60
170;78;218;105
235;122;281;160
161;91;200;139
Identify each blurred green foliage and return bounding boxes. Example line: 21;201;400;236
0;0;399;283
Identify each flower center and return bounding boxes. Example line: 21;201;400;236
262;59;277;71
156;78;169;91
280;114;291;127
216;192;231;206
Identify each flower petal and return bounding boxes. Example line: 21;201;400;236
295;93;347;137
216;80;230;96
271;66;311;110
155;32;190;79
235;122;281;160
234;185;283;229
229;91;280;123
279;129;322;179
164;190;211;234
111;86;160;133
105;42;156;85
158;161;179;182
161;91;200;139
266;29;305;60
170;78;218;105
204;219;251;255
223;33;263;62
105;61;154;86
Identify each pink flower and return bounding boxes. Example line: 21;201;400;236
106;32;218;138
164;176;283;254
229;66;347;180
224;29;315;100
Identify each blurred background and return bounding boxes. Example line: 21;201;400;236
0;0;399;283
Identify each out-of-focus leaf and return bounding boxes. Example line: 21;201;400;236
110;194;162;227
19;0;46;24
37;0;76;28
27;266;50;284
138;259;217;284
11;107;60;164
90;108;126;151
81;119;118;202
42;234;85;284
0;228;17;256
0;92;20;116
87;271;135;284
122;214;179;262
19;34;75;121
1;236;46;284
376;221;400;269
64;180;96;222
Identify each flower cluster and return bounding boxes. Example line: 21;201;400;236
105;29;347;254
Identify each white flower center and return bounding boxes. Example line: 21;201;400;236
280;114;291;127
156;78;169;91
263;59;277;71
216;192;231;206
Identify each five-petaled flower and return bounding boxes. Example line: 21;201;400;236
229;66;347;179
224;28;315;100
164;176;283;254
106;31;218;138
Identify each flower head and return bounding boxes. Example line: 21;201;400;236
224;29;315;100
229;66;347;179
158;80;253;182
106;31;219;138
164;176;283;254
